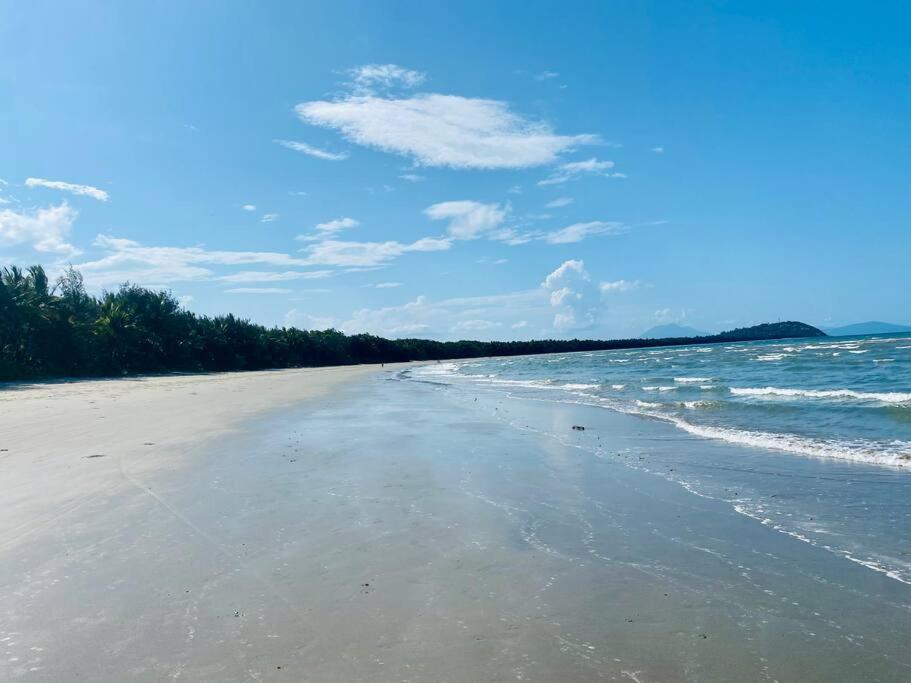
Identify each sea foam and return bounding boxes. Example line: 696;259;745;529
730;386;911;404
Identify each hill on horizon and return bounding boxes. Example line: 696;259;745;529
823;321;911;336
640;323;707;339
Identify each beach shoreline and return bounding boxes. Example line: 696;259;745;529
3;364;911;681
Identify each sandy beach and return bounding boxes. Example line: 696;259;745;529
2;365;911;681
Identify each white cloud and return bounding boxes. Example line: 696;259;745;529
542;259;588;289
284;310;338;330
297;93;596;170
296;216;360;242
242;204;256;211
0;203;80;255
298;236;451;268
600;279;640;293
654;308;688;323
545;197;574;208
507;185;522;194
489;227;541;245
452;319;502;333
335;289;544;339
225;287;292;295
549;286;577;306
399;173;425;183
651;146;664;153
274;139;348;161
541;259;600;331
350;64;426;91
218;270;332;283
372;282;402;288
544;221;626;244
538;158;620;186
177;295;193;308
284;259;617;340
25;177;109;202
261;213;279;223
75;235;320;287
316;217;358;234
423;200;508;239
534;70;560;81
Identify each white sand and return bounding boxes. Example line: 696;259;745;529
0;367;384;561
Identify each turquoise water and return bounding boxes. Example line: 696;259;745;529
419;333;911;468
408;333;911;586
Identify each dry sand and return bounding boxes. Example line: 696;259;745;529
0;367;387;552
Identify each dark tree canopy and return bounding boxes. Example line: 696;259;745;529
0;265;826;381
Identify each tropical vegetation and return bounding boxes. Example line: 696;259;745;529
0;264;825;381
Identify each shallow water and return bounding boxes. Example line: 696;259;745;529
419;333;911;468
408;338;911;594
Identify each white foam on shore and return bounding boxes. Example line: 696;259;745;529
730;386;911;404
674;376;712;383
731;503;911;585
631;407;911;468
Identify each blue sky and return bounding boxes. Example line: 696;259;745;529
1;1;909;340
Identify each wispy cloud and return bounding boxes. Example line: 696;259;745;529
296;216;360;242
423;200;508;239
217;270;332;283
298;236;451;268
545;197;574;208
297;69;597;169
538;158;622;186
453;319;502;332
225;287;292;295
260;213;279;223
368;282;403;289
0;203;80;255
651;146;664;153
25;177;109;202
544;221;627;244
274;138;349;161
75;235;319;287
534;70;560;81
654;308;690;324
399;173;425;183
242;204;256;211
600;279;640;293
350;64;426;91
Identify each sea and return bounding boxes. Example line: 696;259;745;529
408;332;911;585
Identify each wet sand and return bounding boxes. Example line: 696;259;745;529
2;367;911;681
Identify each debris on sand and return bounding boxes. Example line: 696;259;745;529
572;425;585;431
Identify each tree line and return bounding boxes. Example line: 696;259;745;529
0;264;824;381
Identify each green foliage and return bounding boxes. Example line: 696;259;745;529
0;264;826;381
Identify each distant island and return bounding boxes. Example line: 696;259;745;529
1;264;826;381
823;321;911;336
640;323;706;339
